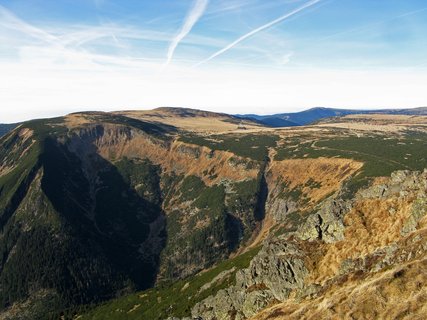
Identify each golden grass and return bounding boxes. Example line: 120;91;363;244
0;128;35;178
343;114;427;123
317;122;409;132
317;114;427;133
268;157;363;205
253;257;427;320
114;109;264;133
91;125;258;185
252;171;427;320
64;114;93;128
313;197;413;283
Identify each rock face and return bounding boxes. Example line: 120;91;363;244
402;197;427;235
266;197;298;222
356;170;427;236
192;170;427;320
192;239;308;320
296;197;351;243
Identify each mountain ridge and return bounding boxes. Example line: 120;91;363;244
2;106;427;137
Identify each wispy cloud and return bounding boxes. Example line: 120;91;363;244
193;0;321;67
0;4;218;71
0;5;160;71
0;5;58;44
164;0;209;67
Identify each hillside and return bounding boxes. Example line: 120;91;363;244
0;109;426;319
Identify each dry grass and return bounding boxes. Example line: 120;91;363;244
317;122;409;132
0;127;35;178
268;157;363;204
64;113;93;128
246;214;275;250
343;114;427;123
317;114;427;133
114;109;264;133
253;257;427;320
313;197;413;283
252;171;427;320
91;125;259;185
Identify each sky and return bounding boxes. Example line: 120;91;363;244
1;0;427;123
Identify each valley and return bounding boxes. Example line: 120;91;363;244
0;108;426;319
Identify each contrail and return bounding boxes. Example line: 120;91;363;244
164;0;209;67
193;0;321;67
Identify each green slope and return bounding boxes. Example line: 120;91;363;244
79;247;260;320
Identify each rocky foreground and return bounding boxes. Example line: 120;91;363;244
191;170;427;319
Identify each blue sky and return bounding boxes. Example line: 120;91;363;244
1;0;427;122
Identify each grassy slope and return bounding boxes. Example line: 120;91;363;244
180;133;279;161
79;247;261;320
275;132;427;197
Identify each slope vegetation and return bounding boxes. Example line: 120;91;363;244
77;112;427;320
0;111;271;318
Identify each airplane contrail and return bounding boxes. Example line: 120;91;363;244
164;0;209;68
193;0;321;67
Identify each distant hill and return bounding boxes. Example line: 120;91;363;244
0;123;18;137
114;107;267;132
237;107;427;127
239;116;299;127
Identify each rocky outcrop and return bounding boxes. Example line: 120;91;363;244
198;267;236;294
191;196;351;319
192;239;308;320
402;197;427;236
358;170;427;200
296;197;351;243
266;197;298;222
191;187;353;320
192;170;427;320
355;170;427;236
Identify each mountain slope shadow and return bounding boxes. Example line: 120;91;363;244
38;135;167;308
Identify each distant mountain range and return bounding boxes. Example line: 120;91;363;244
237;106;427;127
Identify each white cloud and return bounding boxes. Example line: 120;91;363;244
1;60;427;123
0;5;57;46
